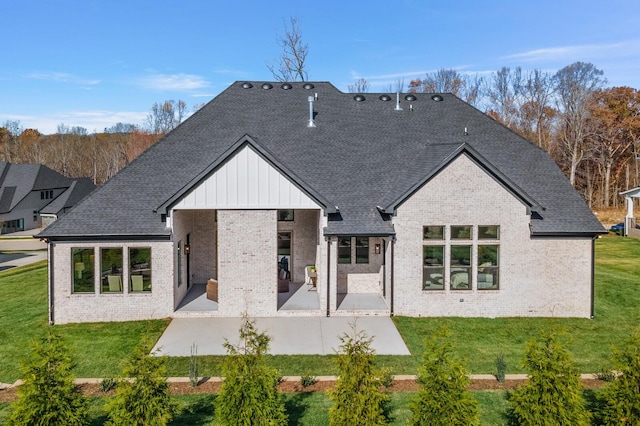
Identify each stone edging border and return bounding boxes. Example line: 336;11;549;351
1;373;601;389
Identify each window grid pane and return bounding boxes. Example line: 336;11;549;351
478;225;500;239
450;245;471;290
451;225;472;239
338;237;351;264
72;248;94;293
423;226;444;240
423;245;444;290
101;248;123;293
355;237;369;264
478;245;499;290
130;247;152;292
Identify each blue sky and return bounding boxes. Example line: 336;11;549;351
2;0;639;134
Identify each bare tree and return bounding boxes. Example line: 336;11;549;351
518;69;556;150
554;62;605;187
409;69;484;106
1;120;23;162
486;67;523;128
383;78;406;93
348;78;370;93
145;100;188;135
267;17;309;82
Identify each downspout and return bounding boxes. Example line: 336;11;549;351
382;238;386;297
326;238;331;317
390;237;395;317
590;236;596;319
47;241;54;325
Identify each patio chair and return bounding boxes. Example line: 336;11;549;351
108;275;122;292
131;275;144;292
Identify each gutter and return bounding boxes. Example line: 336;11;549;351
390;238;394;317
47;241;54;325
590;236;596;319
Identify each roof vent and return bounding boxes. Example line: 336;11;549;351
404;94;417;102
281;83;293;90
241;82;253;89
379;95;391;101
394;92;403;111
354;95;366;102
261;83;273;90
431;94;444;102
307;96;316;128
303;83;315;90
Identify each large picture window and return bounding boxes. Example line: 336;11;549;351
72;248;95;293
422;225;500;291
129;248;152;292
101;248;123;293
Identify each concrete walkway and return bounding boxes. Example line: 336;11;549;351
152;316;411;356
0;228;48;272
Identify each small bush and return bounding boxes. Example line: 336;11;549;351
215;315;287;426
379;367;394;388
99;378;118;392
105;340;176;426
6;328;89;426
189;342;199;387
599;332;640;425
410;328;479;425
328;324;389;426
300;374;317;388
508;326;590;425
595;367;616;382
495;353;507;383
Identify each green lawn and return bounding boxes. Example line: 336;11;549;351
0;390;514;425
1;237;640;383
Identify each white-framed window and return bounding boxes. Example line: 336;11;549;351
422;225;500;291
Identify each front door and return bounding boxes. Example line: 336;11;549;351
277;231;292;281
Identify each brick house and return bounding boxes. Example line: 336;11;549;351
38;81;605;324
0;161;95;234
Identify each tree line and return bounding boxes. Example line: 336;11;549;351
403;62;640;209
0;100;191;185
2;62;639;207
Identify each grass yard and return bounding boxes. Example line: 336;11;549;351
0;390;516;425
0;261;167;383
1;236;640;383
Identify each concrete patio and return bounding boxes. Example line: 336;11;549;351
151;316;411;356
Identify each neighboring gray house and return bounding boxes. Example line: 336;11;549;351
38;81;605;324
0;162;95;234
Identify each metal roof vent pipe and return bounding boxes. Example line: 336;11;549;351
307;96;316;128
394;91;403;111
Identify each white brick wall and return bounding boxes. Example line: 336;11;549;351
216;210;278;316
392;154;593;318
51;240;174;324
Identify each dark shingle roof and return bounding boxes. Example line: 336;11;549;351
39;82;604;239
0;162;73;213
40;178;96;215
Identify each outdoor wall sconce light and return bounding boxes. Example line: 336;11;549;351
184;244;191;255
374;243;381;254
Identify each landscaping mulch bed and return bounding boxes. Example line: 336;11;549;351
0;377;607;403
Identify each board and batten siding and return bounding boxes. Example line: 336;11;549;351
172;145;319;210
